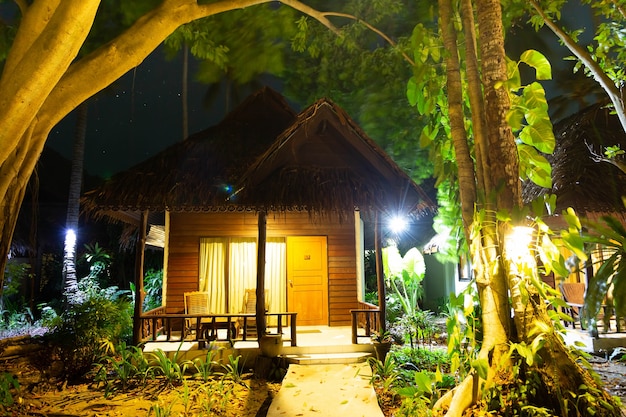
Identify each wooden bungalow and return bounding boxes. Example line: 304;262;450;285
82;87;435;347
522;102;626;344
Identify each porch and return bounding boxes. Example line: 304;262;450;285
139;304;382;366
561;317;626;353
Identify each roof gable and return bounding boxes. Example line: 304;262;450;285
234;99;433;215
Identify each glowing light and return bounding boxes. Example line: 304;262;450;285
64;229;76;251
388;216;408;234
505;226;534;263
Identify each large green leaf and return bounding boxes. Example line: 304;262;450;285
518;144;552;188
407;77;420;107
519;50;552;80
522;82;550;112
519;118;555;154
506;106;525;131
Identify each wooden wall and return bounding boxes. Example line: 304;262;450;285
166;211;359;326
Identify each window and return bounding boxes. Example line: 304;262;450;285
199;237;286;315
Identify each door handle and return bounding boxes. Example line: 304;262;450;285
289;279;293;288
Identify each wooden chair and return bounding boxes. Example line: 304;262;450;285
183;291;210;336
559;282;586;329
237;289;269;339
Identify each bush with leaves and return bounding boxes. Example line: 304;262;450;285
142;268;163;312
44;276;132;380
0;261;33;333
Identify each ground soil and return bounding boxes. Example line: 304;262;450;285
1;357;281;417
2;353;623;417
0;330;624;417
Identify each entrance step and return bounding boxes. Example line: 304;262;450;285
284;351;372;365
281;343;375;365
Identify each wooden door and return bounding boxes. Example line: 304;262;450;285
287;236;328;325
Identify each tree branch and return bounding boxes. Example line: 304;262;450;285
36;0;342;136
585;140;626;174
13;0;28;16
319;11;415;66
528;0;626;131
0;0;100;165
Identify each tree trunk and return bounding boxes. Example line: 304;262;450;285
434;1;624;415
63;101;88;304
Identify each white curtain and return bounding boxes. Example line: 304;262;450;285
199;238;226;313
266;238;286;312
199;236;287;317
228;238;258;313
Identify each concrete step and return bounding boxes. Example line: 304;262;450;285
281;343;374;355
284;351;373;365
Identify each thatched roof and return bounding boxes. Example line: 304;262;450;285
522;103;626;220
83;87;434;221
234;98;434;217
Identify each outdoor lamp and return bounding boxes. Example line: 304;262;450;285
504;225;535;266
388;215;408;234
64;228;76;253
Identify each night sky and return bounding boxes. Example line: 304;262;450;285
47;48;222;179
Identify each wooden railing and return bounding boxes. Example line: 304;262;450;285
138;311;298;347
350;301;381;344
142;306;166;340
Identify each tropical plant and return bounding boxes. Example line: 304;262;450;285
94;341;150;396
382;245;426;318
148;400;176;417
142;268;163;312
392;345;451;374
217;354;247;387
45;279;133;380
191;347;219;382
2;261;29;301
574;215;626;333
145;343;192;386
197;379;235;414
398;309;438;348
367;355;402;392
512;0;626;134
82;242;112;282
371;329;393;344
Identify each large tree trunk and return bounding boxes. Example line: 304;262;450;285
434;0;624;415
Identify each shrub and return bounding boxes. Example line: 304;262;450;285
44;276;132;381
143;269;163;312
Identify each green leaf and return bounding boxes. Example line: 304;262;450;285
562;207;582;231
471;358;489;380
561;230;587;262
407;77;419;107
519;120;555;154
505;57;522;90
518;144;552;188
522;82;550;113
414;371;433;394
520;49;552;80
506;107;525;131
419;128;432;148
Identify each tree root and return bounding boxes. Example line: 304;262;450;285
433;373;478;417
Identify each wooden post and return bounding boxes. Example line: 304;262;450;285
374;212;386;333
132;210;148;345
256;211;267;337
